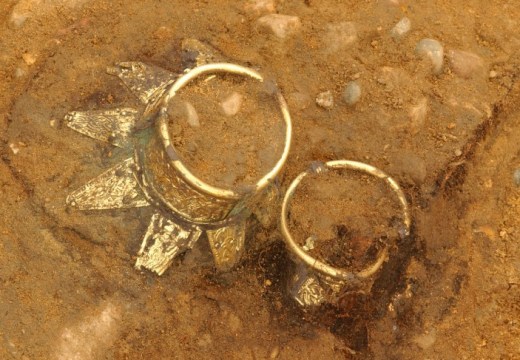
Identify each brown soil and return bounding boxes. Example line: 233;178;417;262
168;74;285;189
288;168;401;270
2;0;520;359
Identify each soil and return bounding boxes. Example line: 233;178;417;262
288;169;401;270
1;0;520;359
167;74;285;189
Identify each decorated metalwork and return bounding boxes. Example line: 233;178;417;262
66;40;292;275
280;160;411;307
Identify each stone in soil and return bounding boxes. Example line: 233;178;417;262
343;81;361;106
323;22;357;53
390;17;411;38
416;38;444;75
256;14;301;39
447;49;485;78
316;90;334;109
244;0;276;16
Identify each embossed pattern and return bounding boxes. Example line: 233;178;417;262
106;62;177;104
143;137;237;223
65;108;139;148
207;220;246;272
66;157;150;210
135;213;202;275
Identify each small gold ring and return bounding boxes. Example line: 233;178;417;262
280;160;411;282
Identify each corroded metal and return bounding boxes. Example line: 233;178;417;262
281;160;411;307
65;42;292;275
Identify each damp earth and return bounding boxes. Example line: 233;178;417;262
1;0;520;359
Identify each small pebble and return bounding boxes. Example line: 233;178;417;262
315;90;334;109
15;67;26;78
489;70;497;79
323;22;357;52
10;12;28;28
22;53;36;65
342;81;361;105
244;0;276;15
270;346;280;359
184;102;200;127
454;149;462;157
416;38;444;75
390;17;411;38
256;14;301;39
447;49;484;78
513;169;520;186
414;329;437;350
9;143;20;155
221;92;243;116
409;98;428;134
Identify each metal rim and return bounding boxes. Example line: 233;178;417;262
280;160;411;281
156;63;292;200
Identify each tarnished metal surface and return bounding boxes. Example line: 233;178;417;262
65;108;139;148
66;157;149;210
65;41;292;276
135;213;202;275
207;220;247;272
281;160;411;308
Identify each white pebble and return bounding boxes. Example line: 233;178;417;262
447;50;484;78
390;17;411;38
14;67;26;78
221;92;243;116
316;91;334;109
10;12;28;28
416;38;444;75
244;0;276;15
343;81;361;106
184;102;200;127
323;22;357;53
256;14;301;39
22;53;36;66
9;143;20;155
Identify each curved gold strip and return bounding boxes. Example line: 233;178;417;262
280;160;411;282
157;63;292;200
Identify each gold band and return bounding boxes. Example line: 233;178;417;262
281;160;411;282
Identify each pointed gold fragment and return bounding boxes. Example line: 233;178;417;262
67;158;149;210
65;108;138;148
135;213;202;275
207;220;247;272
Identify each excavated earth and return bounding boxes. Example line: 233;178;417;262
1;0;520;359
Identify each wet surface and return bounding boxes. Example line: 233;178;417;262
1;0;520;358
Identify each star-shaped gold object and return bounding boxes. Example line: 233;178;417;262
65;41;292;275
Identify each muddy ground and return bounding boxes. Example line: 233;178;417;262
1;0;520;359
